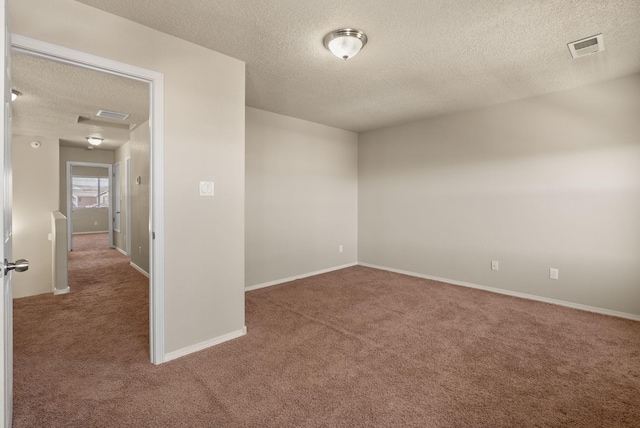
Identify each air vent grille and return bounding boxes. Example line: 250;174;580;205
96;109;130;120
568;34;604;59
77;116;130;130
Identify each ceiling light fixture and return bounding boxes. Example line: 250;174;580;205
11;90;21;101
86;137;103;146
324;29;368;60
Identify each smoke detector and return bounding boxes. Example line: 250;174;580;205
568;34;604;59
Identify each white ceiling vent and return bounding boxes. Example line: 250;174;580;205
77;116;130;130
96;109;130;120
568;34;604;59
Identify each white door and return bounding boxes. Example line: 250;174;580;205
0;3;27;426
0;0;11;425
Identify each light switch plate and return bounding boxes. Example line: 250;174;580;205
199;181;214;196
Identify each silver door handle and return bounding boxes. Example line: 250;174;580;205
4;259;29;275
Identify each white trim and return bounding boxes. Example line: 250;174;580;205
148;59;166;367
114;246;127;256
245;263;358;292
12;34;166;365
358;263;640;322
112;161;121;233
72;231;109;235
11;34;159;84
125;157;131;257
130;262;150;278
164;327;247;363
53;287;70;296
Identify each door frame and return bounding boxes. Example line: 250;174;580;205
113;160;121;235
11;34;166;365
125;156;131;256
66;161;113;251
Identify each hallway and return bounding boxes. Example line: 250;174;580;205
12;233;149;426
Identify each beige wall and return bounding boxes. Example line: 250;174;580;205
72;208;109;234
245;108;358;287
72;165;109;178
129;122;150;273
359;73;640;316
12;0;246;354
114;141;130;253
12;135;59;298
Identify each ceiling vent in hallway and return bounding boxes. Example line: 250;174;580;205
77;116;131;130
96;109;130;120
568;34;604;59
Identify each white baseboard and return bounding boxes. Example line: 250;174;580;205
130;261;150;278
358;263;640;322
164;326;247;363
53;286;70;295
245;262;358;292
114;246;127;256
73;231;109;235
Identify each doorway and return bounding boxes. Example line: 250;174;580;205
10;34;165;364
66;162;113;251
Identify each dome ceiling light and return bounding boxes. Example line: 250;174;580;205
86;137;104;146
324;29;368;60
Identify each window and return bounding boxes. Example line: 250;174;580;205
71;176;110;208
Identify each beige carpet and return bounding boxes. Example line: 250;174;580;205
13;239;640;427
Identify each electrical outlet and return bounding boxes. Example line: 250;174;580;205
339;245;343;253
550;268;559;280
491;260;499;271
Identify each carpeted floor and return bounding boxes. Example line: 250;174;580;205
13;238;640;427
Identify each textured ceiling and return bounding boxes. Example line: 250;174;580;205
11;52;149;150
74;0;640;132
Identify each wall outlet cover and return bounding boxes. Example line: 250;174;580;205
199;181;214;196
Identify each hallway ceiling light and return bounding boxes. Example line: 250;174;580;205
86;137;103;146
324;29;368;60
